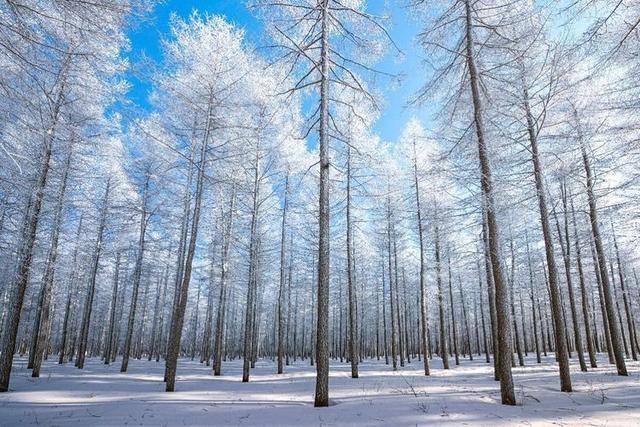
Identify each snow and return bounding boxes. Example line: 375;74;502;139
1;354;639;426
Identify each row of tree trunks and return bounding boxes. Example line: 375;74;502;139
0;64;69;391
31;146;73;378
213;189;236;376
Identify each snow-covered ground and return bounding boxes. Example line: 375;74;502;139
0;354;639;426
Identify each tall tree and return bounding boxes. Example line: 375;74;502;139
254;0;391;406
576;108;627;376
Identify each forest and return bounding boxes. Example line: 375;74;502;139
0;0;639;425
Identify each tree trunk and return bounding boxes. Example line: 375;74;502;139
213;189;236;375
435;223;449;369
612;225;638;361
277;174;289;374
163;139;196;381
76;178;111;370
104;252;122;364
521;65;571;392
509;238;524;367
555;186;587;372
31;146;72;377
447;253;460;365
150;265;167;362
387;198;398;371
465;0;515;403
122;174;150;372
0;95;61;390
156;265;169;362
58;215;84;364
190;280;201;361
609;262;629;358
478;260;490;363
412;141;430;374
525;233;542;364
314;0;330;408
591;239;614;363
346;148;358;378
242;147;261;382
482;217;499;379
165;99;211;391
381;259;389;365
393;235;404;367
458;276;472;361
577;110;627;375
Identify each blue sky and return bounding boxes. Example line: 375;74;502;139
126;1;428;142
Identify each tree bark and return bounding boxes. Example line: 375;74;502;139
482;217;499;379
314;0;330;408
0;86;62;390
612;225;638;361
591;239;614;363
435;223;449;369
509;238;524;367
447;252;460;365
387;197;398;371
577;111;627;375
555;186;587;372
32;146;72;377
242;146;261;383
104;252;122;364
58;215;84;364
165;98;211;391
464;0;514;403
521;65;571;392
478;260;490;363
412;140;430;375
121;173;150;372
277;174;289;374
569;199;597;367
76;178;111;370
525;233;542;364
213;189;236;375
381;259;389;365
150;265;167;362
346;147;358;378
